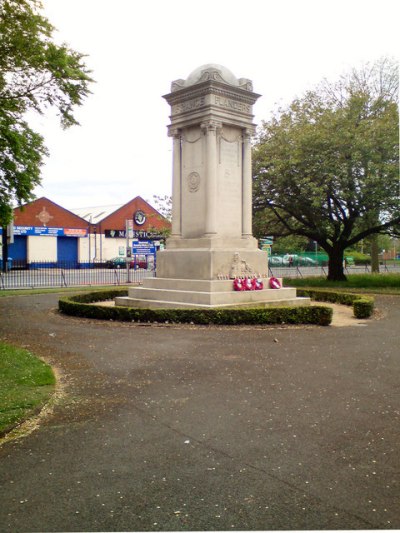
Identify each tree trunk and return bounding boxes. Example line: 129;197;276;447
370;234;380;273
327;247;347;281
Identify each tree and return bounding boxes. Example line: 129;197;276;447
152;194;172;222
253;58;399;281
0;0;93;226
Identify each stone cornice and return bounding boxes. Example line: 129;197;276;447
163;80;261;107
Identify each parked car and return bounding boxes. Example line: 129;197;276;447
105;256;148;269
105;257;133;268
269;256;284;266
298;256;318;266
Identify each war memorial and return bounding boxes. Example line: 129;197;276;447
116;64;309;309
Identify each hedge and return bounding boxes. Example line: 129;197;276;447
296;289;374;319
58;289;333;326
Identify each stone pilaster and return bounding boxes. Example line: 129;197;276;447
170;128;182;237
201;120;221;237
242;128;254;238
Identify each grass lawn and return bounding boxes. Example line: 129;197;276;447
0;342;55;435
285;273;400;293
0;286;129;298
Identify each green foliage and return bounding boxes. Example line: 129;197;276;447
353;298;375;319
152;194;172;222
346;251;371;265
0;341;55;434
0;0;93;223
253;58;399;282
271;235;309;254
287;273;400;290
296;288;374;318
59;290;333;326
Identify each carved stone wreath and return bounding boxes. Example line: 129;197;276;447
187;171;200;193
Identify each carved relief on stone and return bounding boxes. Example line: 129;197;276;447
200;120;222;134
183;127;202;144
187;171;201;193
229;252;254;278
197;67;227;84
238;78;253;91
171;79;185;92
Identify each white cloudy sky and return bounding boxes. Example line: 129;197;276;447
32;0;398;210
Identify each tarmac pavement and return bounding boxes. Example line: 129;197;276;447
0;292;399;532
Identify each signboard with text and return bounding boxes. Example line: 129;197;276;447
105;229;164;239
6;226;88;237
132;242;156;255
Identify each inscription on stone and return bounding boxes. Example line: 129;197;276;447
218;137;241;234
172;97;205;115
220;138;239;166
215;96;250;113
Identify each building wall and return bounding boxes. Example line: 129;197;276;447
28;236;57;262
82;235;127;262
11;196;170;263
10;197;88;264
14;197;89;229
98;197;169;233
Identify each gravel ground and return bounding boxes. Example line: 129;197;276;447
0;292;399;532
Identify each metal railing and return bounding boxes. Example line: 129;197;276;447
268;263;400;279
1;261;399;290
0;260;155;290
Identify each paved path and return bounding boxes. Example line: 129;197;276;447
0;293;399;531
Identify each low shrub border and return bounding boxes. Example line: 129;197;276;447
58;289;333;326
296;289;374;319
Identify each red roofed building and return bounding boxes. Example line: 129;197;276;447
7;196;170;266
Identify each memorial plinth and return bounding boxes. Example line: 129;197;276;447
117;64;309;309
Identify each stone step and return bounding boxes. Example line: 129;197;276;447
128;286;297;306
115;296;310;310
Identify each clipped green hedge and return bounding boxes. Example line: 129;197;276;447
296;289;374;318
58;290;333;326
353;298;375;319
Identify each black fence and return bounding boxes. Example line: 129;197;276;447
268;263;400;279
1;260;399;290
0;260;155;289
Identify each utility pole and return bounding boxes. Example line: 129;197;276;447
1;220;13;273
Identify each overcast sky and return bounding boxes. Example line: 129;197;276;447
32;0;398;210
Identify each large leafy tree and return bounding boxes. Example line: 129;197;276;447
253;58;399;281
0;0;93;225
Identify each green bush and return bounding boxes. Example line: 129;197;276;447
297;289;374;318
59;291;333;326
353;298;375;318
346;251;371;266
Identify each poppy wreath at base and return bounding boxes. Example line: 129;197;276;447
269;277;282;289
233;277;245;291
233;277;265;291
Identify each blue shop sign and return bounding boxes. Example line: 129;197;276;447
132;241;156;255
10;226;87;237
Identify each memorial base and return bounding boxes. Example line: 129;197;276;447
115;277;310;309
155;239;270;280
115;241;310;309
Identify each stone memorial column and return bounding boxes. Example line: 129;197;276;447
157;63;266;280
115;64;308;309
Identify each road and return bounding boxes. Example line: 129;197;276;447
0;292;399;531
